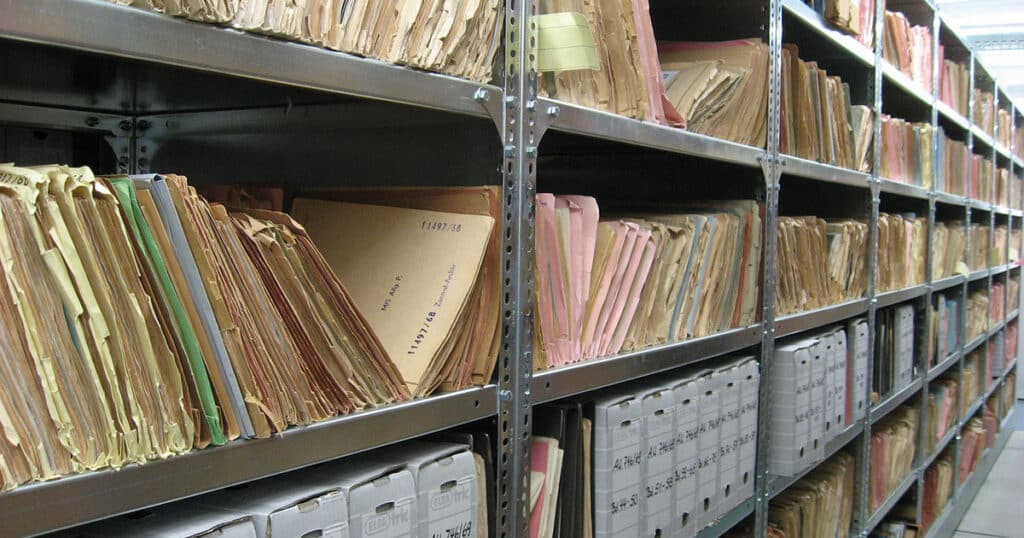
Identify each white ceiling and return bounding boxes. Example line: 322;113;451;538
938;0;1024;107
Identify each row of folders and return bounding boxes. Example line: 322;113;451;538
106;1;1024;189
0;162;1013;490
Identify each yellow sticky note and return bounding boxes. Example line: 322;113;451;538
535;12;600;72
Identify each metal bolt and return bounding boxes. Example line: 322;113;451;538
525;146;537;158
505;95;518;109
118;120;132;132
473;88;490;103
85;117;100;128
504;145;516;158
525;100;536;112
137;120;151;131
546;105;560;117
499;389;512;402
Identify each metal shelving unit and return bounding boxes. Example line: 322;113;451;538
0;0;1020;537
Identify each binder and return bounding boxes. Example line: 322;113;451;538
847;319;869;423
736;358;760;506
713;362;742;517
831;328;848;436
639;386;676;538
821;332;838;443
590;390;642;538
769;342;812;476
807;336;827;464
671;374;701;538
695;371;720;528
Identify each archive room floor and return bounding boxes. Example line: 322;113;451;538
955;401;1024;538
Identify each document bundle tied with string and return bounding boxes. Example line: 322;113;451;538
292;198;495;397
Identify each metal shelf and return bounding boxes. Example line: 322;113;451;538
987;319;1006;339
996;143;1013;161
965;333;986;354
972;126;996;150
766;421;863;500
934;191;969;206
863;469;920;536
928;351;962;381
875;284;929;309
878;178;931;200
923;427;958;470
538;97;765;167
968;268;989;282
0;385;498;536
871;377;923;424
926;422;1013;538
774;299;870;339
531;325;762;405
1009;309;1020;323
0;0;501;120
968;199;993;212
695;496;755;538
781;0;874;66
962;392;986;424
936;100;971;131
780;155;871;188
1003;357;1018;376
881;61;935;109
931;274;966;291
990;263;1012;277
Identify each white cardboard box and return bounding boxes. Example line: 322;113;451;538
189;473;348;538
639;385;676;538
73;504;257;538
592;389;643;538
670;374;700;538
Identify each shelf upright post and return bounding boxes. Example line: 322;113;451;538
499;1;538;537
851;0;885;533
915;10;944;526
753;0;783;536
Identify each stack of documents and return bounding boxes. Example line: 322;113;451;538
988;332;1006;381
996;167;1010;207
768;451;855;538
959;417;987;484
925;375;958;453
769;326;857;477
998;109;1013;148
921;455;954;534
931;293;961;367
991;281;1006;322
776;216;868;316
962;350;985;416
531;357;760;538
1012;230;1023;264
939;55;970;116
537;0;681;125
993;224;1010;266
967;224;990;271
883;10;933;92
973;158;994;203
824;0;875;49
974;90;996;137
1005;320;1018;372
532;194;762;369
107;0;503;83
932;222;967;279
879;115;936;186
877;213;926;292
659;39;770;146
868;405;918;512
937;133;970;196
0;163;488;491
780;44;871;172
291;196;496;397
872;304;915;402
1010;275;1020;311
1017;130;1024;161
966;291;989;342
1013;176;1023;211
1001;371;1016;416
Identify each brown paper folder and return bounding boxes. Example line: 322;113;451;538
291;199;494;397
302;186;501;387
